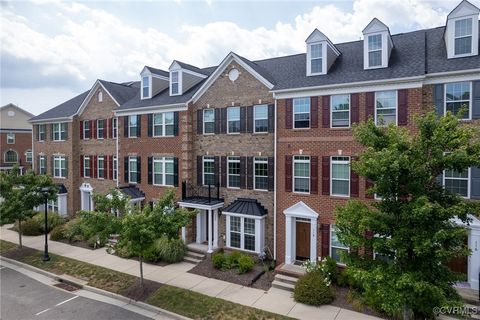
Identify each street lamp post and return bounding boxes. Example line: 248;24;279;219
41;187;50;262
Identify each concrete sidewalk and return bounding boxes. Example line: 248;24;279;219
0;226;382;320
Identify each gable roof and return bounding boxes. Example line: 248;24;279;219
29;90;89;123
144;66;169;78
283;201;318;218
447;0;480;19
172;60;211;76
0;103;35;118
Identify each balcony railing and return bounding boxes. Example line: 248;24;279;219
181;180;221;203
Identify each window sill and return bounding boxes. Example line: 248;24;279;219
153;184;175;187
152;135;175;138
330;127;351;130
53;140;66;142
292;127;311;131
330;194;350;199
227;187;241;190
54;177;67;179
226;132;241;135
253;188;269;192
253;131;269;135
293;191;311;196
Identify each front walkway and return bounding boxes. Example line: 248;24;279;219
0;226;381;320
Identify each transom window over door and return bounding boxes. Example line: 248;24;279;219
254;105;268;133
254;157;268;190
331;225;349;264
331;156;350;197
454;18;473;55
368;34;382;67
203;109;215;134
227;107;240;133
293;156;310;193
445;82;471;119
310;43;323;74
153;157;175;186
227;156;240;188
203;156;215;186
375;90;397;125
444;168;470;198
331;94;350;127
153;112;174;137
293;98;310;129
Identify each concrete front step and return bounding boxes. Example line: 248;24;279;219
271;279;295;292
183;256;203;264
274;274;299;285
186;251;206;259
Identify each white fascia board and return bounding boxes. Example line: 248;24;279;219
182;68;208;79
424;69;480;84
178;201;224;210
75;80;120;117
114;103;187;116
29;117;74;124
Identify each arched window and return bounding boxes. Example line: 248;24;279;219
4;150;18;163
98;91;103;102
25;149;32;163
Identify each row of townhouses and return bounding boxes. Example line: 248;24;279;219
29;0;480;289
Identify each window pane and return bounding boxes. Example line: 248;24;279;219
294;177;309;193
230;216;241;232
368;34;382;50
311;43;322;58
245;235;255;251
332;163;349;179
332;180;349;196
143;87;149;97
294;162;309;178
369;51;382;67
293;98;310;128
455;37;472;55
455;18;472;37
331;229;347;248
331;247;348;263
311;58;322;74
445;169;468;179
244;218;255;235
230;232;240;248
445;179;468;197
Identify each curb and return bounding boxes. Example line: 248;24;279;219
0;256;190;320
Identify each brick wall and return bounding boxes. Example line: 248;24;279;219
0;131;32;171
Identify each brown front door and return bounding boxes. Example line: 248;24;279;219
445;237;468;278
296;221;311;261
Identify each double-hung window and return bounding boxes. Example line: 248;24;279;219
227;107;240;134
47;199;59;212
97;156;105;179
444;168;470;198
39;156;46;175
331;156;350;197
83;120;90;139
25;150;32;163
331;225;349;264
97;119;105;139
129;156;138;183
113;156;117;180
368;34;382;67
153;112;174;137
6;132;14;144
53;123;67;141
375;91;397;125
445;82;471;119
293;98;310;128
142;76;150;99
171;71;179;95
153;156;175;186
54;156;67;178
112;118;117;138
203;109;215;134
310;43;323;74
254;104;268;133
38;124;46;141
203;156;215;186
228;216;256;252
331;94;350;128
293;156;310;193
227;156;240;188
254;157;268;190
84;156;91;177
128;116;138;137
454;18;473;56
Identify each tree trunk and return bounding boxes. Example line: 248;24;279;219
18;219;22;248
402;304;411;320
139;255;144;288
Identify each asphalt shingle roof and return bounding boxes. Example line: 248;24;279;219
99;80;138;105
29;90;89;122
119;185;145;199
223;198;267;217
145;66;169;78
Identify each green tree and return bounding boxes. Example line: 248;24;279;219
335;111;480;319
150;189;196;239
92;188;129;216
119;207;156;287
0;167;57;247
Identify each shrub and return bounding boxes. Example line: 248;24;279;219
224;251;242;269
322;256;340;284
33;212;65;233
49;224;66;241
212;252;225;269
158;237;186;263
115;242;134;259
294;272;335;306
17;218;42;236
143;241;161;262
237;254;254;274
63;218;85;242
87;235;107;249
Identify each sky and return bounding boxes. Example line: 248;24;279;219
1;0;479;116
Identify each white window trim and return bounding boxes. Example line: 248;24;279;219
444;82;472;121
254;157;268;191
39;156;46;174
6;132;15;144
330;224;349;266
443;167;471;199
128;116;138;138
203;109;215;135
330;94;351;128
227;107;241;134
83;120;90;140
374;90;398;126
97;119;105;139
53;155;67;178
53;123;66;142
170;70;182;96
367;34;383;69
330;156;350;197
97;156;105;179
25;150;32;163
47;199;59;212
453;17;474;58
113;156;118;181
152;112;175;137
152;156;175;187
293;98;311;129
38;125;46;142
225;214;263;253
4;150;18;163
129;156;138;184
112;118;118;138
253;104;269;134
84;156;91;178
293;155;310;194
202;156;215;186
141;75;152;99
98;91;103;102
227;156;241;189
308;42;324;76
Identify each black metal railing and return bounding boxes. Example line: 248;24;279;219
182;180;221;203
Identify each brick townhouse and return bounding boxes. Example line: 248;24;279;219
0;104;34;173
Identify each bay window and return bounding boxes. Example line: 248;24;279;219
226;215;264;253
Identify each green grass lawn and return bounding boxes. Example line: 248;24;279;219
0;240;292;319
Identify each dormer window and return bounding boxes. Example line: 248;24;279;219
310;43;323;74
454;18;473;55
171;71;179;95
141;76;151;99
305;29;339;76
368;34;382;67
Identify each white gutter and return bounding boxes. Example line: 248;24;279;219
273;98;277;261
114;103;186;115
29;117;73;124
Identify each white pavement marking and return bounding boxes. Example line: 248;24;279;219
35;308;52;316
55;295;79;307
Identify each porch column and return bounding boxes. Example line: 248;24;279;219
181;227;186;243
196;212;202;244
310;217;318;263
285;215;293;264
213;209;218;248
469;226;480;290
207;209;213;253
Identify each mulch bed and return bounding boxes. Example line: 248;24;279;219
1;246;37;260
55;239;95;250
251;270;275;291
121;279;163;301
188;259;268;288
331;285;386;318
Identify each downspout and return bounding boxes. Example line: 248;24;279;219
31;124;34;173
273;96;277;261
116;116;119;188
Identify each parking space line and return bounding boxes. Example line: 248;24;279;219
35;308;52;316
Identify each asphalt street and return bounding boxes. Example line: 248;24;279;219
0;266;153;320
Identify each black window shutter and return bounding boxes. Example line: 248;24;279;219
51;156;54;175
365;92;375;121
434;84;444;117
240;106;247;133
322;156;330;195
268;104;275;133
64;123;68;140
285;155;292;192
311;97;318;128
351;93;360;124
472;80;480;119
221;156;227;187
147;114;153;137
136;115;142;137
197;156;203;186
472;166;480;199
221;108;227;134
50;124;54;140
173;112;179;136
35;125;39;141
88;120;92;139
124;157;129;183
322;96;330;128
268;157;274;191
240;156;246;189
64;156;68;178
397;89;408;126
247;157;253;189
137;156;141;183
285;99;293;129
247;106;254;133
124;116;129;137
321;224;330;257
148;157;152;184
197;109;203;134
214;108;221;134
214;156;219;185
311;156;318;194
173;157;179;187
80;155;84;177
80;121;84;140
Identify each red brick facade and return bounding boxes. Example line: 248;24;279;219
0;131;32;171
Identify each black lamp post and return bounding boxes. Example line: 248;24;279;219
41;187;50;262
